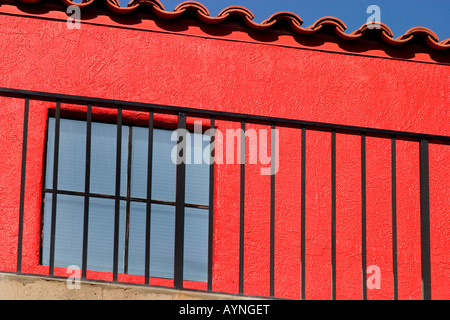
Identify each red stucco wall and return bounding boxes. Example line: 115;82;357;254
0;6;448;299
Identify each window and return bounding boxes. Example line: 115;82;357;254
41;117;210;282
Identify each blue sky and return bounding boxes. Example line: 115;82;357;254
118;0;450;40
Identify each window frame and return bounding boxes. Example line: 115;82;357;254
39;108;213;285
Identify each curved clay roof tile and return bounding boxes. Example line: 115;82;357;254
262;11;304;25
310;16;347;32
175;1;210;16
218;6;255;20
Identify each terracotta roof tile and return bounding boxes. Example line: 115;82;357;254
16;0;450;51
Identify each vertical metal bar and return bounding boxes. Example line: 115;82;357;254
49;100;61;276
391;136;398;300
239;120;245;294
207;116;215;291
81;103;92;279
361;133;367;300
17;96;29;273
174;113;187;289
331;130;336;300
270;123;276;297
419;139;431;300
123;126;133;274
301;127;306;300
113;107;122;282
145;111;154;285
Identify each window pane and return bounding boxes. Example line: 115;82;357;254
126;202;146;276
46;118;87;192
183;207;209;282
150;204;175;279
186;133;210;206
45;119;54;189
121;128;129;197
87;198;126;273
152;129;176;202
58;119;87;192
41;193;84;268
130;127;148;199
90;122;128;196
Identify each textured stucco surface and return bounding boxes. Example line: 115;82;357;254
0;9;448;300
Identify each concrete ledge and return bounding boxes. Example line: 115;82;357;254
0;273;251;300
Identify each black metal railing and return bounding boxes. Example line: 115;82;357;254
1;87;448;300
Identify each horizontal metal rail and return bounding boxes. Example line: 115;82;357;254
0;87;448;142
